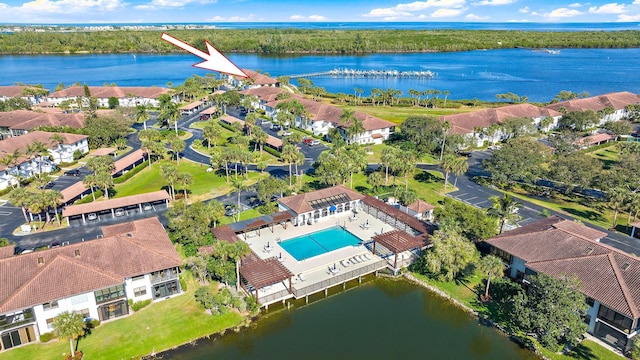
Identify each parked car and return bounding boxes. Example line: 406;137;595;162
303;138;312;145
271;124;281;131
50;242;61;249
142;203;153;211
64;169;80;177
309;140;320;146
87;213;98;221
282;131;292;136
114;208;125;217
225;207;239;217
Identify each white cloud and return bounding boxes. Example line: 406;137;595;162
633;0;640;4
289;14;327;21
618;13;640;21
431;7;467;17
545;8;583;18
135;0;213;10
14;0;126;13
568;2;582;7
473;0;515;5
208;14;257;21
465;13;489;19
588;3;626;14
530;11;539;16
363;0;466;18
519;6;529;13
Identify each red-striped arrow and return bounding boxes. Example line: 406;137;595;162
161;32;248;78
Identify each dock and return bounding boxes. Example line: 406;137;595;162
288;68;436;79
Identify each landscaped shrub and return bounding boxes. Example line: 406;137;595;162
112;161;149;184
39;332;56;343
73;150;84;161
75;190;103;204
64;350;83;360
218;120;240;133
58;160;78;167
88;319;100;329
263;146;282;158
180;276;187;292
131;299;152;312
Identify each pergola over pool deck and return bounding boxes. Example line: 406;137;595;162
219;210;296;240
240;256;294;303
372;230;429;270
361;195;432;236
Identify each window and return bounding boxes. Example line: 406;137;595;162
94;285;125;304
46;318;55;329
74;308;90;319
132;275;145;282
70;293;88;305
42;301;59;311
134;286;147;297
586;298;595;307
598;305;633;331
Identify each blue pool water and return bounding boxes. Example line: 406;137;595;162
280;227;362;261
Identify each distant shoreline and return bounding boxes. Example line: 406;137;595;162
0;28;639;55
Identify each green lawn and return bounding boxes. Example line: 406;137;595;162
114;160;265;201
0;277;244;360
342;105;485;124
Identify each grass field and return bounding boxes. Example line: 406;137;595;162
114;160;265;202
0;276;244;360
341;105;484;124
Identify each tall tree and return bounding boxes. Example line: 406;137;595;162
168;137;186;164
477;255;505;299
8;187;31;223
228;241;251;291
160;162;179;201
135;104;150;130
441;154;457;190
281;144;299;187
487;194;522;234
513;273;587;350
231;177;245;222
416;229;479;282
53;312;86;358
176;172;193;201
82;174;98;201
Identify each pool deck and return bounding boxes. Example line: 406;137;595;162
242;211;394;305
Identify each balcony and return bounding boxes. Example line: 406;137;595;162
151;268;178;285
0;310;35;332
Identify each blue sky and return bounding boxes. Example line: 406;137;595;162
0;0;639;24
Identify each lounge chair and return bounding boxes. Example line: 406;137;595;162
358;255;366;262
350;257;358;264
298;273;307;282
364;253;372;260
341;259;350;267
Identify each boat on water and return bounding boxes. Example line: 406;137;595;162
532;48;560;54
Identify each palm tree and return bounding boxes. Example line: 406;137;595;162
608;186;629;229
159;102;181;134
443;90;450;107
441;154;456;190
452;157;469;188
49;134;66;163
8;187;31;223
176;172;193;201
439;121;450;161
231;177;245;222
0;149;21;188
95;172;113;200
380;146;397;185
44;190;63;226
478;255;505;300
244;112;258;137
367;171;384;193
135;104;150;129
252;128;268;155
487;194;523;234
281;144;299;187
82;174;98;201
26;140;48;179
206;200;226;228
202;121;222;150
53;311;86;358
160;162;179;200
169;137;186;164
228;241;251;291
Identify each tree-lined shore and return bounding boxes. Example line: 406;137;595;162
1;29;640;55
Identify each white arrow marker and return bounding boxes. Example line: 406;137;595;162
161;32;249;78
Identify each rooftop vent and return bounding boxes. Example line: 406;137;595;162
74;249;80;257
622;263;631;271
126;233;133;238
585;247;594;255
37;257;44;266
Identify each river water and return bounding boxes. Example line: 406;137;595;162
1;48;639;102
162;278;538;360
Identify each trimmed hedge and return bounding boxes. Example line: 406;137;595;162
75;190;103;204
131;299;152;312
39;332;56;343
113;161;149;184
218;120;241;133
180;276;187;292
264;146;282;158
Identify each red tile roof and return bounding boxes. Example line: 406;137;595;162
440;103;561;135
278;185;365;214
179;101;204;110
0;131;88;171
49;86;171;99
240;257;293;289
241;69;278;86
486;216;640;318
408;199;435;213
62;190;169;217
546;92;640;113
240;86;286;102
0;86;49;98
0;217;181;313
373;230;427;254
112;149;145;174
89;148;116;156
576;133;615;146
0;110;84;130
61;181;89;203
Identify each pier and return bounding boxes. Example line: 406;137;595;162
288;68;436;79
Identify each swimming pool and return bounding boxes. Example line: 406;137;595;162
279;227;362;261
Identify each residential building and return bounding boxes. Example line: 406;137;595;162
486;216;640;351
0;86;49;105
0;131;89;190
224;69;279;89
0;110;84;139
239;86;287;110
278;184;365;226
0;217;182;352
546;91;640;125
439;103;561;146
47;86;175;108
264;96;396;144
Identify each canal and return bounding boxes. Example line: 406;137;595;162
162;278;538;359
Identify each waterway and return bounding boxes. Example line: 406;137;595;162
1;48;639;102
162;278;538;360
